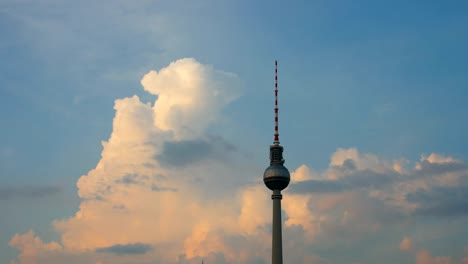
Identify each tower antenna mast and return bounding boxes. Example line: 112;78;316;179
274;60;279;145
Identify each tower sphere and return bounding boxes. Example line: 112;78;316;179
263;164;290;191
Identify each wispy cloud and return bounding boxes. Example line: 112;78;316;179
0;185;62;200
96;243;152;255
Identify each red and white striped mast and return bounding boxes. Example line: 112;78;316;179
274;60;280;145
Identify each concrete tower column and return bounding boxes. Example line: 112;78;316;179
272;189;283;264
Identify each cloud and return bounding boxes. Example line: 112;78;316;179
421;153;461;164
140;58;241;139
288;178;347;194
151;184;177;192
280;149;468;264
96;243;152;255
291;164;320;181
400;236;412;251
399;238;468;264
416;157;468;177
157;136;236;167
9;58;264;264
416;249;452;264
289;149;468;217
115;174;148;185
9;230;62;263
329;148;392;174
45;59;244;258
0;185;62;200
9;58;468;263
407;186;468;217
288;169;398;194
289;148;400;195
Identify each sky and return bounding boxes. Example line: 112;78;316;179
1;0;468;263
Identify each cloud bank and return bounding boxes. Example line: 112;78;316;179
9;58;468;264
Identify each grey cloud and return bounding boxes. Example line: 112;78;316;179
0;185;62;200
290;158;468;218
116;174;148;185
343;170;396;187
289;170;398;194
178;252;230;264
96;243;152;255
157;135;236;167
407;186;468;217
290;159;468;195
289;179;347;194
335;158;357;171
151;184;177;192
416;160;468;177
112;204;126;210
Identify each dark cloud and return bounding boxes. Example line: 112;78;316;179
407;186;468;217
0;185;62;200
96;243;152;255
344;170;396;188
289;179;346;194
151;184;177;192
335;158;357;171
416;160;468;177
290;158;468;196
116;174;148;185
112;204;126;210
157;135;236;167
289;170;398;194
178;252;232;264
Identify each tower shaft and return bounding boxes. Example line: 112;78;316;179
272;189;283;264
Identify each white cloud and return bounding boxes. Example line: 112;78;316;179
11;58;259;264
291;164;320;181
421;153;461;165
141;58;241;139
9;230;62;264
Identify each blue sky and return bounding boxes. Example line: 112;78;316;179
1;1;468;263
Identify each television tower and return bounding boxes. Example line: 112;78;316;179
263;60;290;264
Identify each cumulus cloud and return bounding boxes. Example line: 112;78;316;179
140;58;241;139
282;149;468;264
11;58;258;264
329;148;392;175
289;149;468;217
9;59;468;263
9;230;62;263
